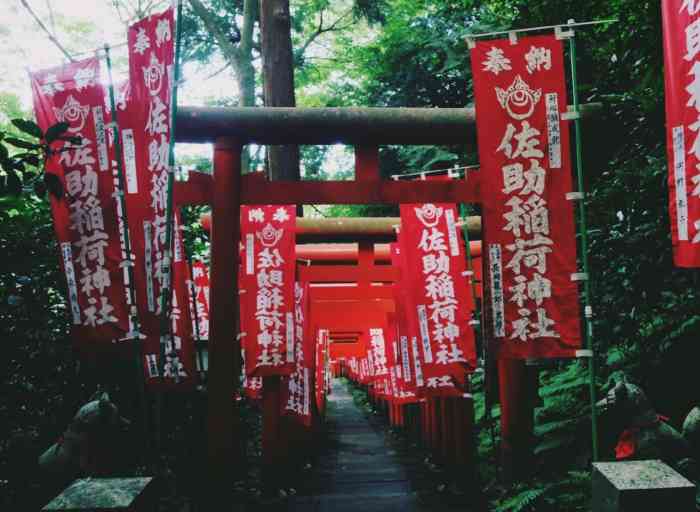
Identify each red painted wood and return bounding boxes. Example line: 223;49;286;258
453;396;475;469
238;175;481;205
299;265;398;283
262;376;283;471
498;359;537;480
358;241;373;292
207;138;242;501
173;171;213;205
355;146;380;182
441;397;451;464
296;243;392;263
309;286;395;301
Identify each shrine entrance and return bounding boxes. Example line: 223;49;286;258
173;103;597;506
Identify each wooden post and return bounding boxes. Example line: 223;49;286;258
431;397;441;458
498;359;537;481
423;400;430;448
441;398;452;465
207;137;242;505
262;376;283;488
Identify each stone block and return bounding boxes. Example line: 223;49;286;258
42;477;155;511
592;460;695;512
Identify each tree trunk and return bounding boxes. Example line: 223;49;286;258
189;0;257;172
259;0;301;182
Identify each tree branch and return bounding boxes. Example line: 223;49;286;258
297;7;353;59
189;0;241;64
19;0;74;62
239;0;257;56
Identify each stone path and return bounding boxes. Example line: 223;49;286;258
287;379;446;512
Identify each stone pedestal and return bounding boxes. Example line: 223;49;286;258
592;460;695;512
42;477;155;511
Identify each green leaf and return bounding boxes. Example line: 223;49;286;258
44;122;70;144
0;143;8;161
58;135;82;145
11;118;43;139
5;137;40;150
7;170;22;195
44;172;63;199
19;154;41;167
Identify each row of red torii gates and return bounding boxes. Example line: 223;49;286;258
172;104;598;504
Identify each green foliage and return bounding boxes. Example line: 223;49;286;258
0;99;77;201
495;486;546;512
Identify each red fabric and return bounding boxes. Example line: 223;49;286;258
238;272;262;400
281;282;313;427
399;203;476;396
389;242;421;402
189;260;210;340
471;35;581;359
614;415;670;460
315;328;330;415
615;428;638;460
663;2;700;266
240;205;296;377
30;58;131;346
124;8;195;386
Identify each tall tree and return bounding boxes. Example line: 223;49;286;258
259;0;300;181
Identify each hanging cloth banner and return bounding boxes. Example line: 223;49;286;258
399;203;476;396
281;282;313;426
315;328;330;415
385;312;417;405
30;57;131;346
189;259;210;339
124;8;195;385
471;34;582;359
662;1;700;266
389;243;422;401
240;205;296;376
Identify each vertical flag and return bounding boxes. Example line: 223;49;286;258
663;1;700;266
315;329;330;415
390;242;421;401
188;259;210;339
399;203;476;396
240;205;296;377
281;282;313;426
471;34;582;359
125;8;195;384
30;58;130;346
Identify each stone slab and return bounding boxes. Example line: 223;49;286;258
42;477;155;511
592;460;695;512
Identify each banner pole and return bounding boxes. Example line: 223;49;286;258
103;43;149;461
566;20;600;462
158;0;185;374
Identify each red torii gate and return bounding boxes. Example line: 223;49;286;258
173;104;599;503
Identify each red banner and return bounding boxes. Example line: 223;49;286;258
281;282;313;426
399;203;476;396
188;259;210;340
315;328;330;415
240;205;296;377
390;243;422;401
30;58;131;346
471;34;582;359
663;1;700;266
124;8;195;384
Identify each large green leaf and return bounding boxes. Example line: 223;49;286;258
10;118;42;139
4;138;40;150
44;122;70;144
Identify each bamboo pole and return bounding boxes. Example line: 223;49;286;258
567;21;600;462
103;43;149;462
